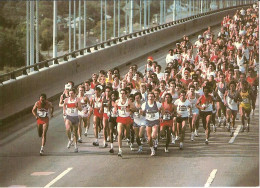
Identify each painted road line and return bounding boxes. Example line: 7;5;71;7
228;125;242;144
31;172;55;176
44;168;72;188
204;169;218;187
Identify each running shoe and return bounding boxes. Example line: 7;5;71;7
164;147;169;153
92;141;99;146
137;146;143;153
126;139;130;145
151;149;156;156
179;142;183;150
109;148;114;153
171;136;176;144
40;148;44;156
212;125;216;133
175;136;180;141
205;139;209;145
191;132;194;141
154;140;158;150
78;138;83;143
217;121;221;127
130;143;134;151
226;123;230;132
67;140;72;149
103;143;108;148
241;126;245;132
118;149;122;157
230;129;234;137
194;129;199;137
74;147;78;153
84;131;88;137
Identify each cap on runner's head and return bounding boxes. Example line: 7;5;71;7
65;84;72;90
198;35;202;39
147;56;153;62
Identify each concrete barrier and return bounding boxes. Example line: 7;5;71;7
0;7;241;122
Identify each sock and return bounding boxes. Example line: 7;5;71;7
41;146;44;150
218;117;221;122
111;143;113;149
150;147;154;151
96;139;98;142
103;140;106;145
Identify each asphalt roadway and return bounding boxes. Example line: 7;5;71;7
0;25;259;187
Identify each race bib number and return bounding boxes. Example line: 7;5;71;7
38;111;47;118
104;107;108;114
68;108;76;114
119;107;126;116
179;105;187;111
147;113;155;119
163;114;171;120
242;98;249;103
94;102;101;108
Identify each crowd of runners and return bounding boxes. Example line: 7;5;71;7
33;4;259;156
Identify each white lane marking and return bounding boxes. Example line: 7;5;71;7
31;172;55;176
228;125;242;144
204;169;218;187
44;168;72;188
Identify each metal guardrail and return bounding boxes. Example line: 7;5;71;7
0;4;250;84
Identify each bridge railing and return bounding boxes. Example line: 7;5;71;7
0;4;250;84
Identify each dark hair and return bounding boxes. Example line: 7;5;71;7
111;90;119;99
134;92;142;99
40;93;47;99
189;84;195;90
229;81;237;88
125;87;131;94
95;85;102;92
164;93;172;103
105;86;112;91
84;80;91;85
69;88;76;94
180;89;186;95
147;92;155;98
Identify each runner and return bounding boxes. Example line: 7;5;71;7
114;89;135;157
160;93;174;152
141;92;162;156
132;92;146;153
215;73;227;127
63;88;82;152
91;85;103;146
174;90;192;149
239;81;253;132
108;91;119;153
224;81;242;136
32;94;54;155
77;85;91;143
83;80;95;136
187;85;200;141
196;86;215;144
101;86;113;148
246;68;258;116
